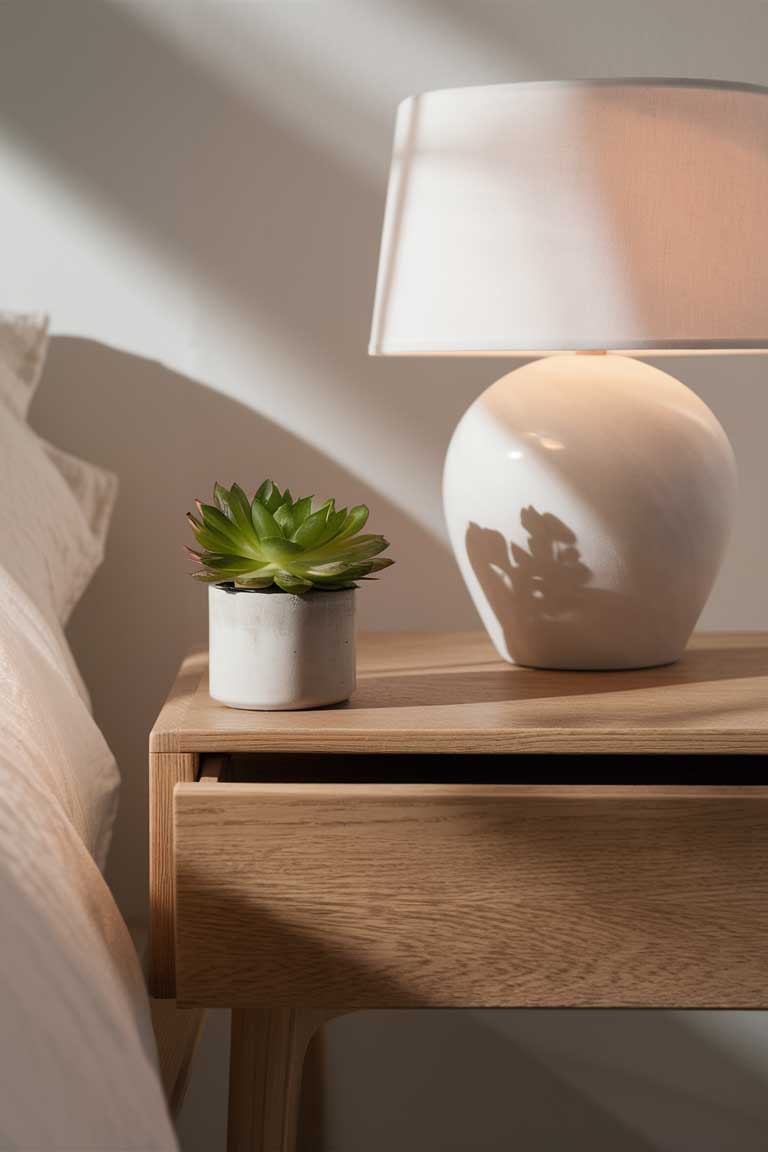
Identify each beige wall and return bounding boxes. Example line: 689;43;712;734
2;1;768;1148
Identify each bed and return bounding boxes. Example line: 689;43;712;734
0;313;177;1150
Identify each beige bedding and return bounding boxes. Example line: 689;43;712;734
0;560;176;1149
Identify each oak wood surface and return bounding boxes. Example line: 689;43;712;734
174;782;768;1010
150;631;768;756
150;999;206;1118
151;633;768;1142
228;1009;335;1152
149;751;197;997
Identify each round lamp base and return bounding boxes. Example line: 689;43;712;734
443;354;736;671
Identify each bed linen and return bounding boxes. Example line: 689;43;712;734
0;309;176;1147
0;313;117;633
0;312;118;714
0;558;177;1150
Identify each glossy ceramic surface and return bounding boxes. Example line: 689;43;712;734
443;355;737;669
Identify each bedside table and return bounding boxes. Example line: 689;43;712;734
149;631;768;1152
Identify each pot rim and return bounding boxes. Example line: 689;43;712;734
210;582;356;598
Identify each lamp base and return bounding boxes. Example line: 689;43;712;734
443;354;736;670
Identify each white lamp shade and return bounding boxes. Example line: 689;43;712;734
369;79;768;355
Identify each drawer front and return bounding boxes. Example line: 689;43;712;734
173;783;768;1008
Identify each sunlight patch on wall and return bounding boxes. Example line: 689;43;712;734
0;128;197;371
130;0;530;180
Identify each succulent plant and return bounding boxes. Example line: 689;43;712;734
186;480;394;594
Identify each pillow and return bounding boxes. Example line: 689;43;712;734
0;407;111;625
0;311;49;420
43;441;118;555
0;557;119;867
0;313;117;624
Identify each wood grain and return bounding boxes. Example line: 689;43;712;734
174;782;768;1009
228;1009;335;1152
150;999;206;1118
150;632;768;755
151;635;768;1133
149;751;197;997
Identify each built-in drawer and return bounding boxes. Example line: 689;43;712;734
173;760;768;1010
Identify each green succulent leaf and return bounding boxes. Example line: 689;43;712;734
234;575;276;589
311;508;348;550
251;498;280;541
213;482;236;522
309;535;389;565
273;571;313;594
225;483;255;533
187;481;394;593
273;502;295;536
291;505;331;548
255;479;284;514
199;502;234;533
198;503;255;552
191;526;247;555
335;505;369;542
291;496;313;527
200;554;269;575
259;537;305;564
298;561;350;577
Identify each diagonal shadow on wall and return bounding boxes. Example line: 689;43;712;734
0;0;511;511
30;336;475;924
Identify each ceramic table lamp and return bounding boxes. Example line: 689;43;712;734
370;79;768;669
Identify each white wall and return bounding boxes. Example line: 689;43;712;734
1;1;767;1148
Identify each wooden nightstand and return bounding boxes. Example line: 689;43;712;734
149;631;768;1152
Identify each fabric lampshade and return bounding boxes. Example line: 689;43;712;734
369;79;768;356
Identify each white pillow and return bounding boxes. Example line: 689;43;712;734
0;313;117;624
0;557;119;867
0;408;112;625
0;311;50;420
43;441;118;556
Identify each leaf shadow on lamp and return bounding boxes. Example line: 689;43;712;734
465;507;629;669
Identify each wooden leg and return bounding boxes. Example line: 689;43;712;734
150;999;206;1118
228;1008;333;1152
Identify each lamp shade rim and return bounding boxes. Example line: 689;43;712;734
397;76;768;108
369;339;768;358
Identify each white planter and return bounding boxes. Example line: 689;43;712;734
208;585;356;710
443;354;737;670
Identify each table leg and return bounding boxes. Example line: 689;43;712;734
150;999;206;1118
227;1008;333;1152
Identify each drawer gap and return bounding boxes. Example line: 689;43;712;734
215;752;765;785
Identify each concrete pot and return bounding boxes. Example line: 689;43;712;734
208;585;356;710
